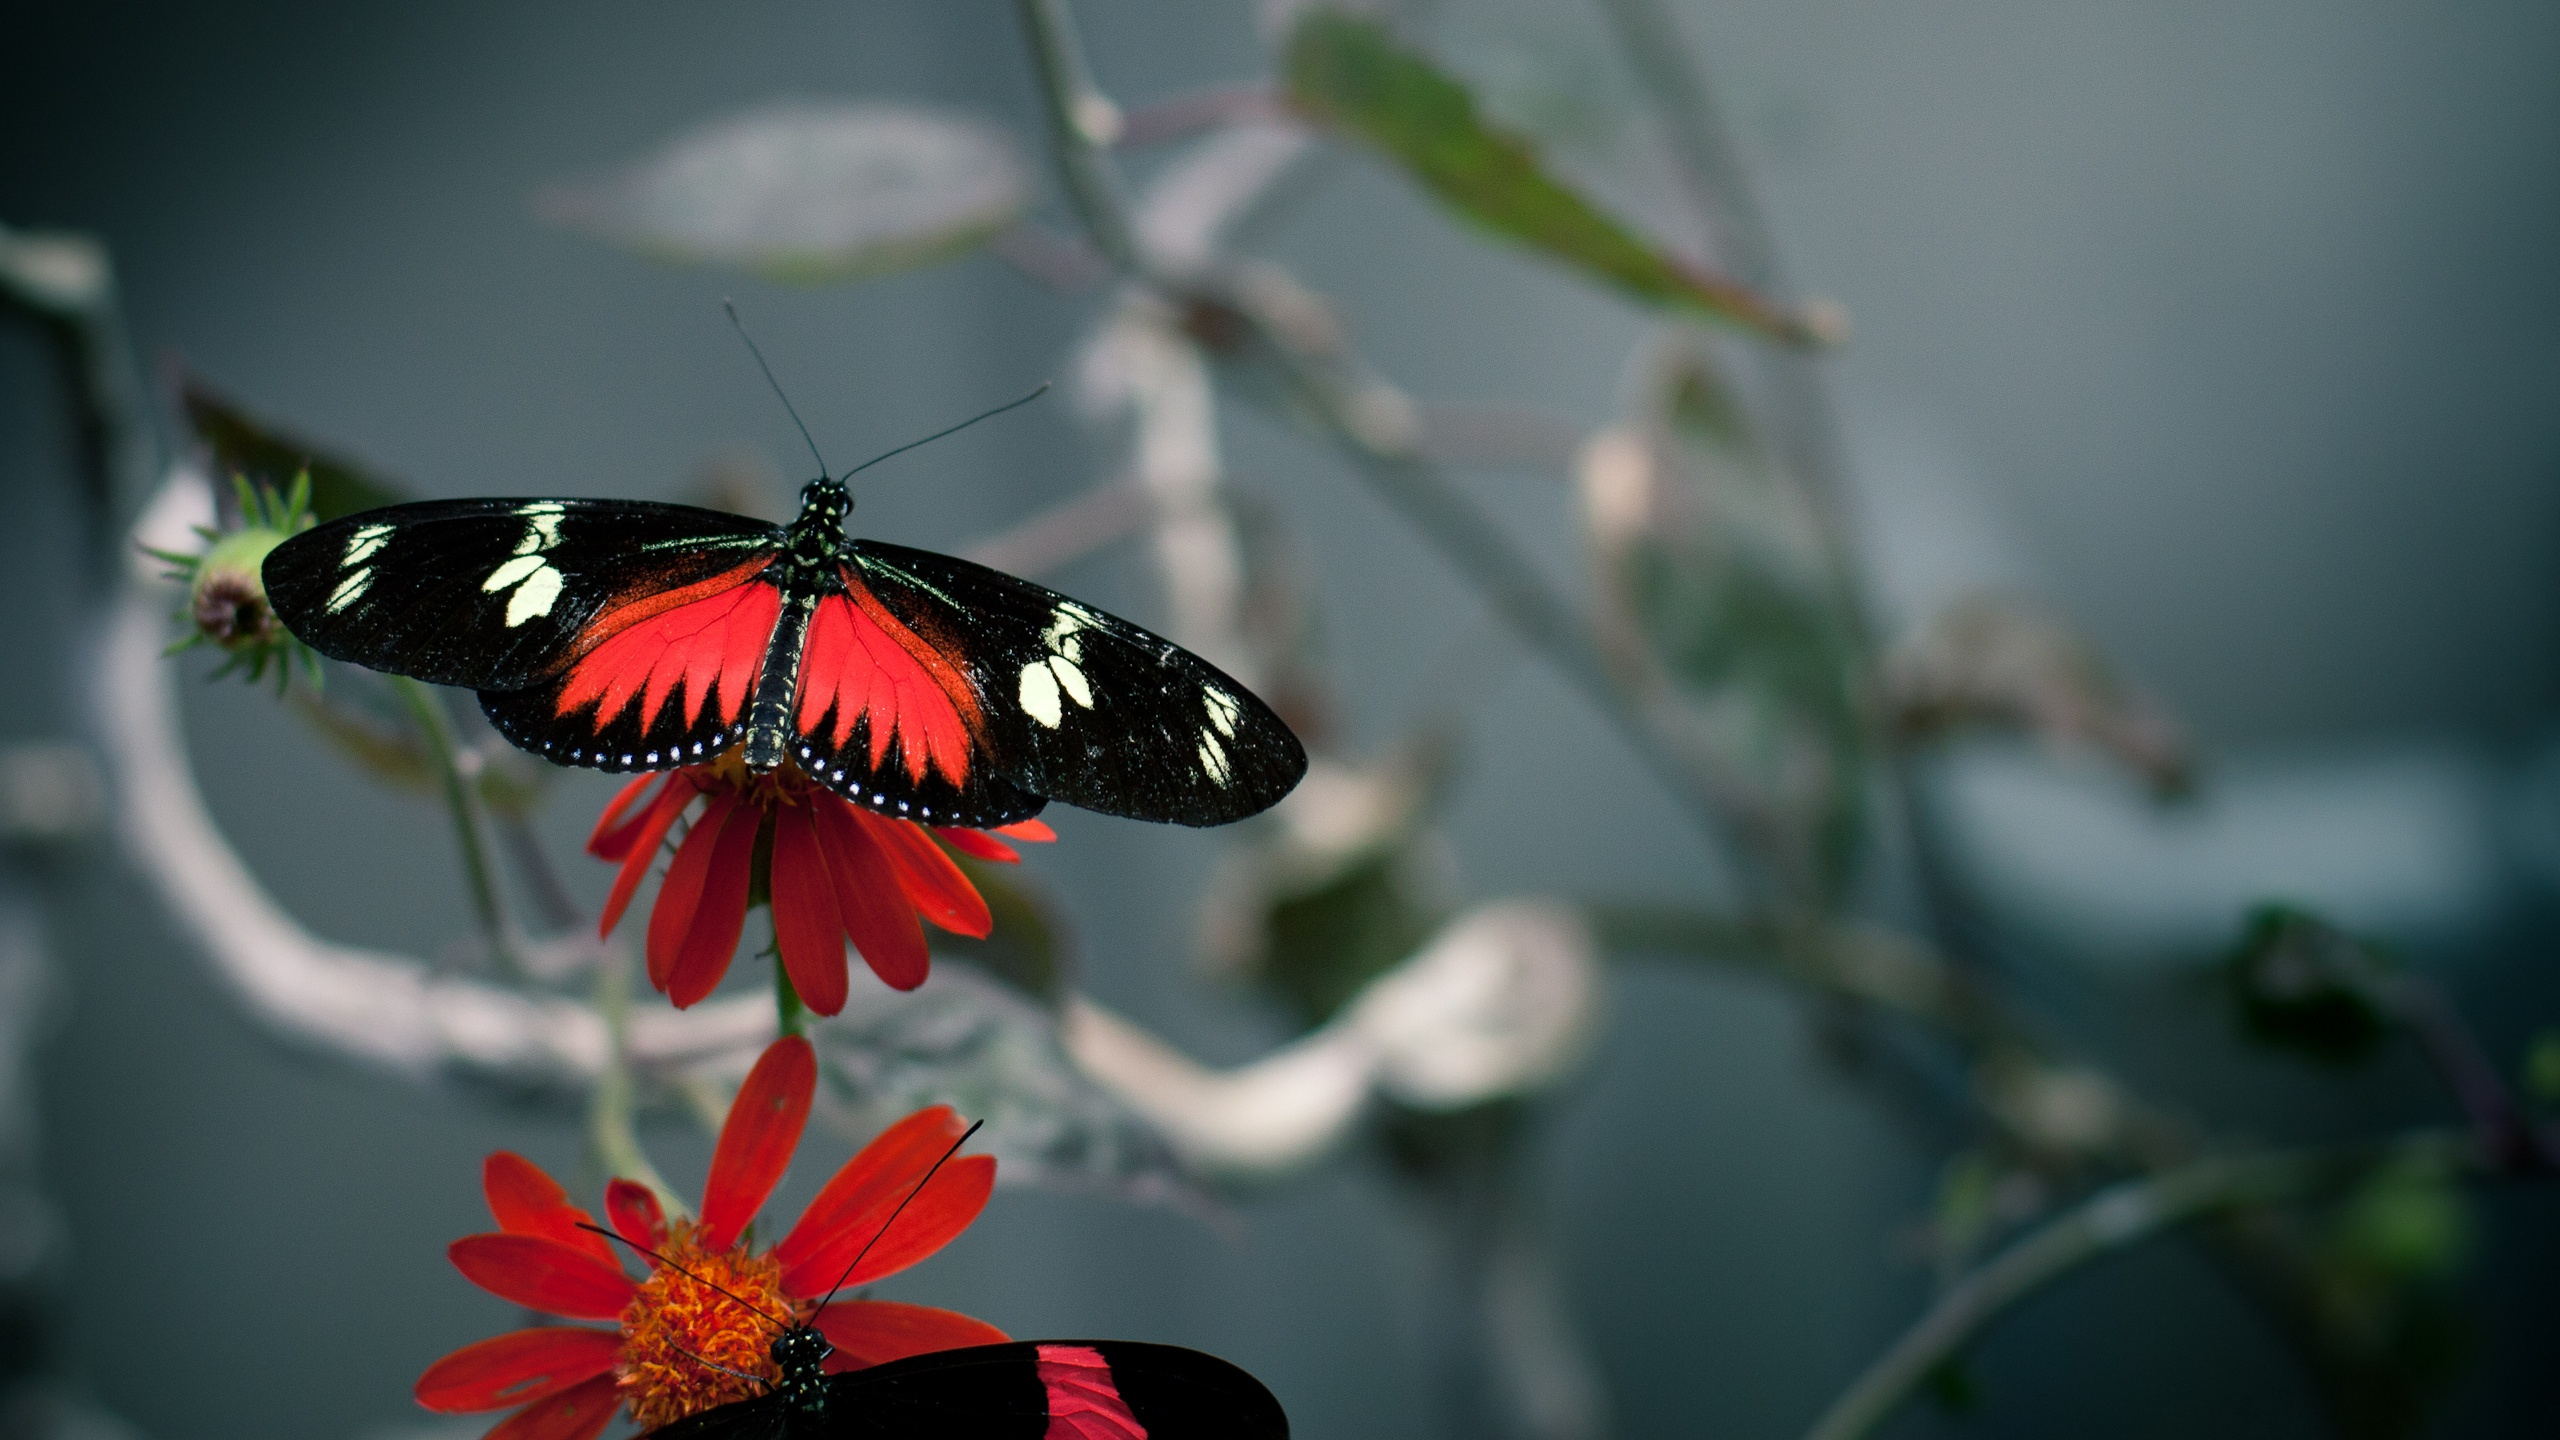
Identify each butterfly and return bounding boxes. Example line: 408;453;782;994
261;471;1305;830
638;1332;1288;1440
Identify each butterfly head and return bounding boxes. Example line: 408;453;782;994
769;1323;835;1412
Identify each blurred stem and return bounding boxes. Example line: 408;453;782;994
1014;0;1149;276
1799;1133;2475;1440
590;942;682;1212
1011;0;1779;884
1594;0;1989;974
389;675;517;967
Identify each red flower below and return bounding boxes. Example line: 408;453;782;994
586;750;1053;1013
417;1036;1005;1438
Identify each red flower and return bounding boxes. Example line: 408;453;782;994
586;750;1053;1013
416;1037;1004;1438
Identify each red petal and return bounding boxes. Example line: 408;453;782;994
482;1153;617;1266
668;803;762;1009
483;1372;619;1440
812;1300;1009;1370
781;1153;992;1296
812;799;929;991
643;791;739;984
773;1106;967;1272
770;806;851;1017
586;773;664;859
415;1328;621;1413
996;818;1055;842
597;773;698;938
867;816;991;938
698;1035;816;1253
772;1106;993;1298
448;1234;636;1320
935;827;1019;864
604;1178;665;1251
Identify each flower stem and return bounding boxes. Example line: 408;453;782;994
774;949;806;1039
1798;1133;2474;1440
389;676;519;968
590;940;684;1213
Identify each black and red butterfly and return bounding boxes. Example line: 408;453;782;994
261;472;1304;829
641;1332;1286;1440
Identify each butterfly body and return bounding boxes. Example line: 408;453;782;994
646;1328;1287;1440
264;477;1305;827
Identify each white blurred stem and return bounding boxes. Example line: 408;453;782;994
98;472;772;1099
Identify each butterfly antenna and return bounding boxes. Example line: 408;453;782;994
666;1341;768;1390
843;385;1051;480
814;1118;985;1312
724;298;831;480
577;1222;794;1334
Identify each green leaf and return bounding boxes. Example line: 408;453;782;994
1582;345;1867;896
178;372;408;520
544;100;1030;284
2224;905;2393;1065
1284;11;1834;345
2523;1028;2560;1106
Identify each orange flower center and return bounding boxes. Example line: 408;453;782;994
615;1221;795;1429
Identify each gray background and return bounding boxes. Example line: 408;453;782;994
4;1;2557;1437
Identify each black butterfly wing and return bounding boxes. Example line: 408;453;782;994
264;497;783;691
809;1340;1288;1440
637;1388;795;1440
843;542;1307;826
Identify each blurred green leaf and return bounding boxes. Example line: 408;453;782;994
2329;1154;2470;1284
935;854;1069;1003
1261;848;1441;1028
178;372;408;520
1921;1356;1985;1417
1582;346;1866;896
2522;1028;2560;1106
1283;11;1834;345
2225;905;2393;1065
1197;754;1452;1032
544;100;1030;283
2302;1151;2476;1425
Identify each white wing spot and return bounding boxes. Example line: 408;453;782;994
1049;655;1093;709
483;554;545;591
1197;732;1232;786
342;523;393;567
1203;687;1240;738
327;570;372;612
1019;661;1064;728
503;565;564;626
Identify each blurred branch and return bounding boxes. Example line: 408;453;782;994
1012;0;1797;890
0;222;157;581
1014;0;1149;276
1800;1133;2479;1440
99;476;772;1099
2392;976;2554;1172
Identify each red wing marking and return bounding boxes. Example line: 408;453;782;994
554;561;779;733
1036;1345;1147;1440
796;568;985;787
